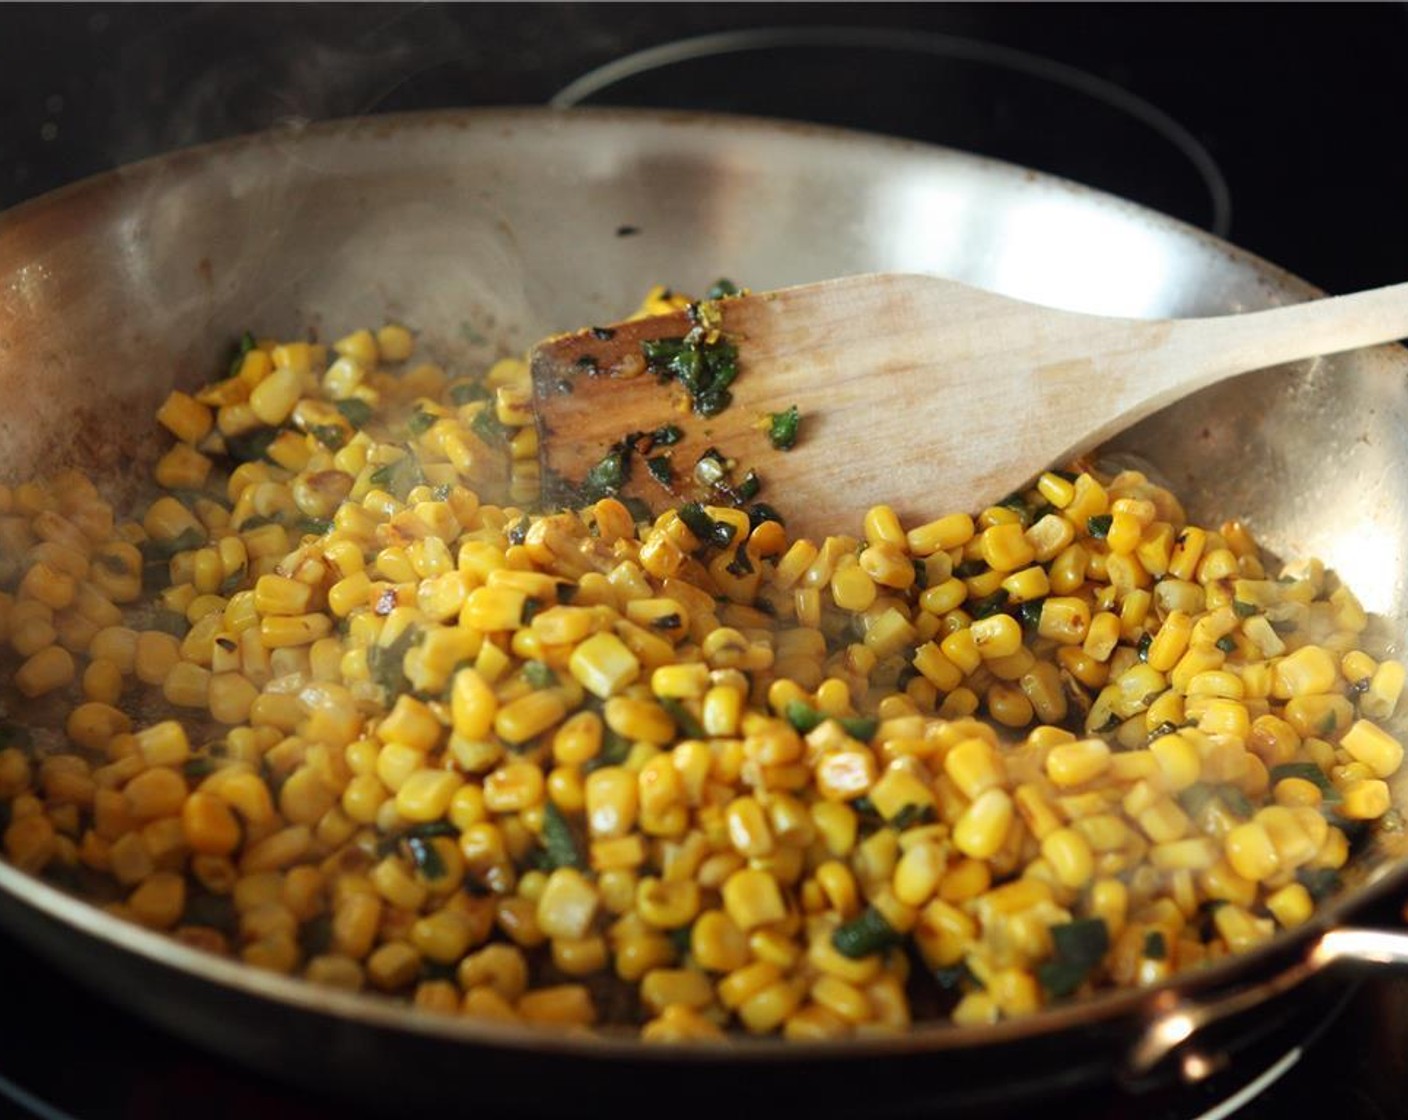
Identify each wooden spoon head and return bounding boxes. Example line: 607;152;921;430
530;296;814;528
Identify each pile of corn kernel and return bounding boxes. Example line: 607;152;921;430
0;308;1404;1041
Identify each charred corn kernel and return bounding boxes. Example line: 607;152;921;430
1340;720;1403;779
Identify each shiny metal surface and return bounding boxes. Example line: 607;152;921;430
0;107;1406;1108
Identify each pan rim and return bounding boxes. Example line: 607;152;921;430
0;104;1394;1065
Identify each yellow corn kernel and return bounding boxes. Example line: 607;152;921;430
907;513;974;557
1340;720;1403;779
722;867;787;931
952;788;1013;860
569;631;641;699
1339;778;1391;820
1046;738;1110;787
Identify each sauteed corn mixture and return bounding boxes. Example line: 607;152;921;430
0;292;1405;1041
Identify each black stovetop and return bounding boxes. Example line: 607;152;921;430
3;5;1408;1118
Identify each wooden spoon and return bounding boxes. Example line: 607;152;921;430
530;273;1408;542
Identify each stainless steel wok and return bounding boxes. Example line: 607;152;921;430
2;107;1408;1115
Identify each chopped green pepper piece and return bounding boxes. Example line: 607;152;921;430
838;715;879;742
523;661;557;689
705;278;741;300
1143;930;1167;960
1232;600;1258;618
1215;635;1238;654
1086;514;1113;539
407;410;437;435
677;502;735;548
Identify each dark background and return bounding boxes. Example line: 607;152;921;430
3;4;1408;1118
1;3;1406;293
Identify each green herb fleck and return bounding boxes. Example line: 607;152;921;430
405;835;446;880
224;426;278;464
661;698;706;739
705;278;741;300
296;517;333;537
1086;514;1113;539
748;503;785;531
540;801;587;871
767;405;801;451
784;699;826;735
581;443;629;502
839;715;879;742
1232;600;1258;618
832;906;903;959
407;410;437;436
521;597;544;625
889;803;935;830
1136;633;1153;662
1019;598;1045;632
1216;635;1238;654
1143;930;1167;961
969;589;1010;619
523;660;557;690
583;729;632;774
651;424;683;446
1297;867;1342;901
1269;762;1341;803
449;382;489;406
369;626;420;700
677;502;736;548
646;455;673;487
334;399;373;428
1217;785;1254;818
1038;917;1109;998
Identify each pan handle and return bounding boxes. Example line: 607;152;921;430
1122;925;1408;1079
